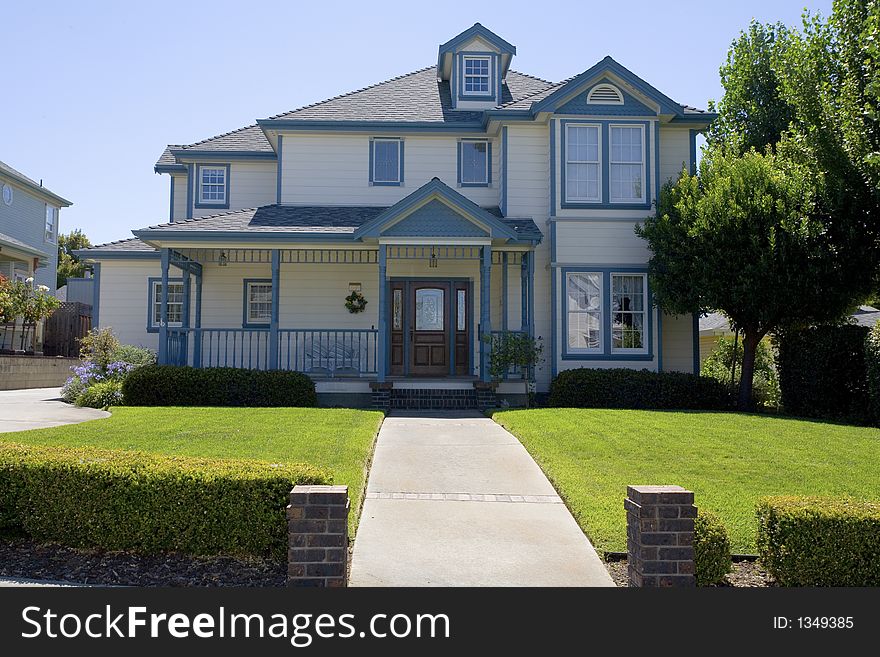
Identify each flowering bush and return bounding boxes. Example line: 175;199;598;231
0;276;59;352
75;380;124;409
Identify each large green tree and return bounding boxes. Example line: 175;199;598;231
707;20;795;154
56;229;91;289
637;149;838;410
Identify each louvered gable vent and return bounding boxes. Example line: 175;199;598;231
587;83;623;105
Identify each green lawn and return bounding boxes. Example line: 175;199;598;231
2;407;383;535
493;409;880;553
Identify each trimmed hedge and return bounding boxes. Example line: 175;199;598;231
694;511;732;586
0;442;330;558
548;368;733;410
756;496;880;586
122;365;317;407
776;325;870;423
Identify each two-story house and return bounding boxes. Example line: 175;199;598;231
0;161;71;293
77;24;715;407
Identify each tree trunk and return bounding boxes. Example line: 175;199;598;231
737;331;760;411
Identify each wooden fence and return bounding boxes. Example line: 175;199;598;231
43;302;92;357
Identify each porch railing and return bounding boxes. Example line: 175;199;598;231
164;327;378;376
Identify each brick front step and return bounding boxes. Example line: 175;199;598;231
370;384;499;411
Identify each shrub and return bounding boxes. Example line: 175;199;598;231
112;344;156;368
122;365;318;407
776;324;870;423
701;336;780;409
756;496;880;586
78;327;121;370
0;443;330;558
76;380;123;409
865;320;880;423
60;375;86;404
548;368;733;410
694;511;732;586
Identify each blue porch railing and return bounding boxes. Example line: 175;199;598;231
164;327;378;376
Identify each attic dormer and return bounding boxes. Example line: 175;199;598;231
437;23;516;110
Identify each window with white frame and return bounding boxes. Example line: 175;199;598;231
611;274;647;352
198;166;227;204
460;140;489;185
245;280;272;325
45;205;58;243
463;57;490;95
609;126;645;202
372;139;401;184
565;125;601;202
151;280;184;327
566;272;602;352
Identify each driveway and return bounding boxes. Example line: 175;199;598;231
349;411;614;587
0;387;108;433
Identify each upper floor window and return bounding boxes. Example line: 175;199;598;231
197;165;228;206
565;124;600;202
463;57;490;95
45;205;58;243
609;126;645;203
370;138;403;186
459;140;490;186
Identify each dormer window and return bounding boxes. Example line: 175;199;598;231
587;83;624;105
463;56;491;95
196;164;230;209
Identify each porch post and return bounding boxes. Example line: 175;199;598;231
269;249;280;370
377;244;387;382
158;248;170;365
193;268;203;367
501;252;508;332
480;244;492;382
527;249;535;340
181;265;191;366
520;252;529;333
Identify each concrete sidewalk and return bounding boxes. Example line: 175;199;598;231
349;411;614;587
0;387;108;433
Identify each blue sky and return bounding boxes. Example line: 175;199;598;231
2;0;832;245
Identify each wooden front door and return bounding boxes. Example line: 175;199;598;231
389;280;470;377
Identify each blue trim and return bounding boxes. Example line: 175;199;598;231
169;176;175;222
657;310;663;372
170;150;276;161
654;122;661;206
437;23;516;64
500;126;508;215
480;245;492;382
549;120;556;214
146;276;183;333
669;115;718;124
457;139;491;187
154;164;187;174
377;245;387;382
354;177;518;240
258;119;486;133
549;225;557;377
456;52;500;105
276;135;283;204
269;250;280;369
242;278;272;329
692;312;700;374
193;272;203;367
689;129;699;175
527;249;535;340
520;253;528;333
369;138;404;186
186;164;194;219
559;119;652;210
76;250;159;260
158;249;170;364
501;252;508;332
194;163;231;210
91;263;101;328
560;266;654;362
557;77;656;117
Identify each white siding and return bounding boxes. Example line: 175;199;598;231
280;134;499;208
659;127;691;185
192;161;277;218
662;312;696;373
554;220;649;264
171;174;188;221
96;260;161;350
505;124;549;218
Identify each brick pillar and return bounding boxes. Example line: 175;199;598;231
625;485;696;587
287;485;349;587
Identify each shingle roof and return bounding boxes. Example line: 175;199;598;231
79;237;157;253
175;124;273;153
0;160;72;206
134;204;542;241
266;66;552;123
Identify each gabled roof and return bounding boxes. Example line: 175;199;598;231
437;23;517;79
353;177;521;241
0;160;72;206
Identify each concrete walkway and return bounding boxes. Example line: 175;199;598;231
349;411;614;587
0;387;108;433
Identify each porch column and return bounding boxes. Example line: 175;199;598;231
520;252;529;333
501;252;509;332
193;268;203;367
158;248;170;365
269;249;281;370
527;249;535;340
480;244;492;382
181;265;191;366
377;244;388;382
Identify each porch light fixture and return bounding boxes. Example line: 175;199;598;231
218;251;228;267
429;247;438;268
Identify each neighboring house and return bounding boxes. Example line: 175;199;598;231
76;24;715;406
0;161;72;293
698;307;880;363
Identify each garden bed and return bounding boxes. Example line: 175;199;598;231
603;558;773;588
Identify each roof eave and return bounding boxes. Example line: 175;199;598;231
257;119;485;133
